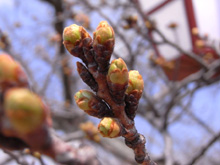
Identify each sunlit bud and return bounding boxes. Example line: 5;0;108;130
74;90;114;118
23;148;31;154
192;27;199;36
80;121;101;143
0;54;28;88
63;24;81;45
93;21;115;46
107;58;128;85
4;88;45;134
33;152;41;159
195;39;205;48
63;24;91;54
126;70;144;100
145;20;155;30
74;90;94;111
98;117;121;138
92;21;115;73
107;58;129;103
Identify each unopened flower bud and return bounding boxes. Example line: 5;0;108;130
33;152;41;159
195;39;205;48
0;54;28;88
80;121;101;143
4;88;45;134
98;117;121;138
63;24;92;57
93;21;115;73
74;90;94;111
93;21;115;46
126;70;144;100
192;27;199;36
63;24;81;46
145;20;155;30
107;58;128;103
74;90;114;118
23;148;31;154
107;58;128;85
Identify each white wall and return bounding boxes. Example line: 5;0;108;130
193;0;220;42
140;0;220;59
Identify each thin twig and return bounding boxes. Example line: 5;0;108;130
3;149;28;165
186;131;220;165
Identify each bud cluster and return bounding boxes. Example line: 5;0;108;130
63;21;115;74
63;21;144;138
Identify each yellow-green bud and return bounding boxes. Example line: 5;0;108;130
126;70;144;98
4;88;45;134
107;58;128;85
74;90;113;118
74;90;95;111
63;24;81;45
33;152;41;159
63;24;91;54
98;117;121;138
0;54;28;87
93;21;114;45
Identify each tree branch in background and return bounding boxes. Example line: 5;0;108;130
187;131;220;165
42;0;73;104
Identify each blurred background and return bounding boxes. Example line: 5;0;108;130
0;0;220;164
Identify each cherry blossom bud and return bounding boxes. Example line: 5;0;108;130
63;24;81;46
98;117;121;138
126;70;144;100
63;24;92;58
0;54;28;88
4;88;45;134
93;21;115;73
74;90;114;118
107;58;128;85
93;21;114;46
74;90;94;111
107;58;128;103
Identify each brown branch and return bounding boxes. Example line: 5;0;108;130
42;0;73;103
186;131;220;165
142;92;161;118
83;48;156;164
162;131;174;165
63;23;157;165
3;149;28;165
39;54;61;95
